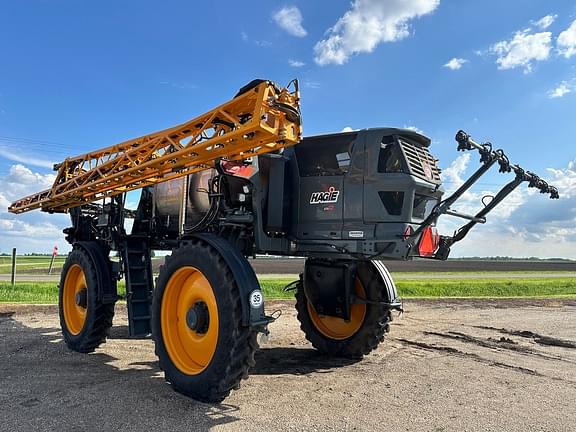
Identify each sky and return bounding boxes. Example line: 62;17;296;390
0;0;575;258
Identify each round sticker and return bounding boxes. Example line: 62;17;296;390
249;290;264;308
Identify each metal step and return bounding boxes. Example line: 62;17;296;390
122;237;154;338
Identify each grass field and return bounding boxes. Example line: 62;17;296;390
3;255;575;276
0;256;66;274
1;277;575;303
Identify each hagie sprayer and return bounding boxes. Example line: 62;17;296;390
9;79;559;402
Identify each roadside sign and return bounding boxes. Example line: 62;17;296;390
49;246;58;274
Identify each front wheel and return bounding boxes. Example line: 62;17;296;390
59;247;115;353
152;240;258;403
295;261;392;358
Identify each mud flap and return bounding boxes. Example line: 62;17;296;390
73;241;117;304
371;260;403;311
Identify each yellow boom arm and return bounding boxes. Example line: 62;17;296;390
8;80;302;214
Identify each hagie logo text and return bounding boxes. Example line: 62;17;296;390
310;187;340;204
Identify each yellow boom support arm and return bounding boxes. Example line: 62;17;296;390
8;80;302;214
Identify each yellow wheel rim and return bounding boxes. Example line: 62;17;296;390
63;264;88;335
161;266;219;375
307;278;367;340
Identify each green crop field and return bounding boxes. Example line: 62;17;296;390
0;256;66;274
1;277;575;303
394;277;576;298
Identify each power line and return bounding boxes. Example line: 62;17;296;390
0;135;72;147
0;136;76;156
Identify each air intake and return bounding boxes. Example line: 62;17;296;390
398;138;441;183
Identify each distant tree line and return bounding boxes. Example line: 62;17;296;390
0;253;55;256
0;252;572;261
449;256;573;262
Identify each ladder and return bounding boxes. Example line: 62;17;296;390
121;236;154;337
8;80;301;214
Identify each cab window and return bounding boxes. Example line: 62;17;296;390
378;135;406;174
295;134;357;177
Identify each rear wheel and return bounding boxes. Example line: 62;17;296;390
59;247;115;353
295;261;392;358
152;240;258;402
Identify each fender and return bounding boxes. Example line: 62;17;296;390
371;260;403;311
73;241;118;304
191;233;270;328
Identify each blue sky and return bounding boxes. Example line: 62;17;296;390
0;0;575;257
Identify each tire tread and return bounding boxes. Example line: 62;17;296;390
59;246;115;354
295;261;392;358
152;240;258;403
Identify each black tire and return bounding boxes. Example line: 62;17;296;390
59;247;115;353
295;261;392;358
151;240;258;403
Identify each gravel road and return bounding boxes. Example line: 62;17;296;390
2;272;575;283
4;258;576;282
1;299;575;431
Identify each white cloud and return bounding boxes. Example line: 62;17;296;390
546;160;576;197
404;125;425;134
1;164;55;202
490;29;552;73
557;19;576;58
159;80;197;91
303;80;320;89
314;0;440;65
254;39;272;48
442;153;471;191
288;59;306;68
0;193;10;213
0;164;70;254
449;228;575;258
0;218;70;255
341;127;355;132
533;14;557;30
0;219;63;238
438;153;527;237
548;81;573;99
240;31;272;47
0;164;56;195
273;6;307;38
503;161;576;246
0;146;55;169
443;57;468;70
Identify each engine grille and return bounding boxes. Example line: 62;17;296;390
398;138;442;183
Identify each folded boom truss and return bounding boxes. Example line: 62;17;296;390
9;80;301;214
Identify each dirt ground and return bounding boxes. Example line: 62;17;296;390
1;299;575;432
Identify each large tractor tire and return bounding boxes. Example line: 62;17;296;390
59;247;115;353
151;240;258;403
295;261;392;358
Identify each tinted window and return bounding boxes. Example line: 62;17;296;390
378;136;406;174
379;191;404;216
295;134;356;177
413;194;438;219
